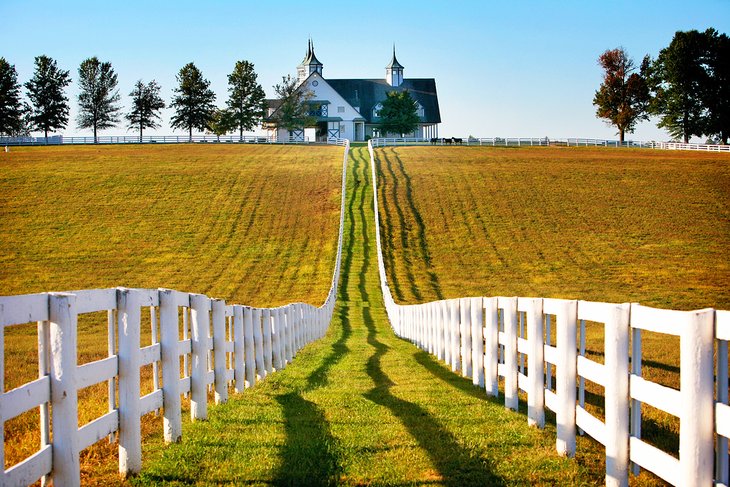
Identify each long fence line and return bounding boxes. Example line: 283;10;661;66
0;134;342;146
370;136;730;152
0;139;349;487
366;140;729;487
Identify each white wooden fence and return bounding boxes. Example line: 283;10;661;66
0;134;350;146
370;137;730;152
0;139;349;486
367;140;729;487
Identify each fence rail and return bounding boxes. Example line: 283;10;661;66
0;139;349;487
0;134;352;146
370;136;730;152
367;140;729;487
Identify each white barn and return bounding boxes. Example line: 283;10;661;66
266;41;441;142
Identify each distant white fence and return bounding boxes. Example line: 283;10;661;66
0;140;350;486
367;140;729;487
0;134;349;146
370;137;730;152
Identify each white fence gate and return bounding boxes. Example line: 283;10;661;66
0;139;349;486
367;140;729;487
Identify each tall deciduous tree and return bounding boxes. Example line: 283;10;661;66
704;29;730;144
648;30;712;143
77;57;121;143
126;80;165;141
170;62;216;142
226;60;267;141
25;55;71;142
593;48;651;142
377;90;420;137
267;74;315;134
0;58;24;136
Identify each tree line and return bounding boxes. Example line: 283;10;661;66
0;56;268;142
594;28;729;144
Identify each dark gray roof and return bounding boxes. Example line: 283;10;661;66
300;39;323;67
327;78;440;124
386;47;404;69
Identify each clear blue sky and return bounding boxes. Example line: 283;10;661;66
2;0;728;141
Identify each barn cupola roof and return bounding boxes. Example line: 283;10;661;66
298;38;324;83
386;45;404;69
385;45;404;87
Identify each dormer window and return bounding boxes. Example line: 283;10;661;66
372;103;383;119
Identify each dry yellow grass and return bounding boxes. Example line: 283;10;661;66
374;145;730;485
0;143;343;483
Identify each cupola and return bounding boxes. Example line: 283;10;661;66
385;46;404;87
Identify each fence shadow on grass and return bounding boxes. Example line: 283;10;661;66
363;308;505;486
273;392;342;486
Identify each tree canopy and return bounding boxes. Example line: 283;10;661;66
25;55;71;141
377;90;420;137
226;60;267;140
267;74;315;133
170;62;217;141
704;29;730;144
593;48;651;142
77;57;121;142
0;57;24;136
126;79;165;141
648;29;713;143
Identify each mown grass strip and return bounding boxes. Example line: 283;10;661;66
133;147;598;486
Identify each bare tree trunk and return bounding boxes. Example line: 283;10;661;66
94;125;98;144
240;126;243;142
189;126;192;143
619;127;625;143
139;123;143;143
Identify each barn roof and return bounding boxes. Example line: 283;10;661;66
326;78;441;124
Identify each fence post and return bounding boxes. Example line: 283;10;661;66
262;308;273;374
604;303;630;487
159;289;182;443
527;298;544;428
232;306;245;392
117;288;142;477
242;307;255;387
441;301;449;365
460;298;472;378
450;299;460;372
556;300;577;457
679;309;714;486
483;297;499;396
49;293;81;486
438;301;446;361
502;297;518;411
190;294;210;420
271;308;282;370
471;297;485;387
211;298;227;404
253;308;265;380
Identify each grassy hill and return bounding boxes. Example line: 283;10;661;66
0;143;343;481
373;144;730;485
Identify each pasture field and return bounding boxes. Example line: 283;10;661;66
374;145;730;485
0;143;343;482
134;146;599;486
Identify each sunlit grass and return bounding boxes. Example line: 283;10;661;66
0;143;342;484
134;146;599;486
374;145;730;485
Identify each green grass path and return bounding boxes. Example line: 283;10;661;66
134;147;597;485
